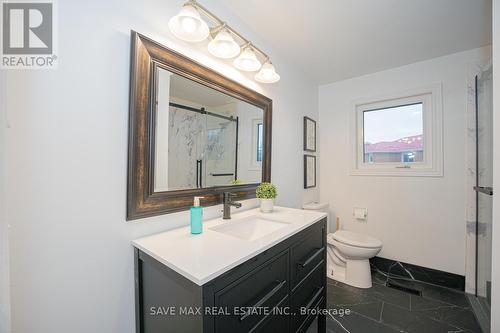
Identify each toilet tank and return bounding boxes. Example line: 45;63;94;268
303;202;330;232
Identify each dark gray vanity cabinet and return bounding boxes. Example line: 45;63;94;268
134;218;327;333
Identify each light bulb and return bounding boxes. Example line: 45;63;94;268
233;47;261;72
180;17;197;33
168;4;209;42
255;61;280;83
208;29;240;59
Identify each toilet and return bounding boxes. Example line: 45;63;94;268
327;231;382;288
303;202;383;289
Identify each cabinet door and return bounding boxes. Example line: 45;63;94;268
214;251;289;333
290;223;325;290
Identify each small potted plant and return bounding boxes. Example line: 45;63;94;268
256;182;277;213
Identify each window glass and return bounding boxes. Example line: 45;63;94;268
363;103;423;164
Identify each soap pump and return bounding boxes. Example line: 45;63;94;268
190;196;204;234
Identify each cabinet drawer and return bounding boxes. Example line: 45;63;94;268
250;297;290;333
290;224;325;290
252;311;290;333
290;262;325;333
214;251;289;333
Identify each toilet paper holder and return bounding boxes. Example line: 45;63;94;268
353;207;367;220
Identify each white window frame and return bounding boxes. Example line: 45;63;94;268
351;84;443;177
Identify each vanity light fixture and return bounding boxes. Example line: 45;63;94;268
168;3;210;42
255;61;280;83
208;27;240;59
234;45;262;72
169;0;280;83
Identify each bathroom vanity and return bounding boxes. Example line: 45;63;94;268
133;207;327;333
127;32;326;333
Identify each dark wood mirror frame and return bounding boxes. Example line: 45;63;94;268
127;31;272;220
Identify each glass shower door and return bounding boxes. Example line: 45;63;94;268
474;66;493;324
166;105;207;190
202;110;237;187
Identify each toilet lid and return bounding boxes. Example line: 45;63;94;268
331;230;382;248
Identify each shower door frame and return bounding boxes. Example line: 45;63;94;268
468;64;493;333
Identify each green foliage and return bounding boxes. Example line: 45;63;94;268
256;182;277;199
230;179;242;185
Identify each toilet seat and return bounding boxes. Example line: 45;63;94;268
331;230;382;249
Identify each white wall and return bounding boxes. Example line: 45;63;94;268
0;62;10;332
153;69;171;192
491;0;500;330
3;0;318;332
319;47;491;275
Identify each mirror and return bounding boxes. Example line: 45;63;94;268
154;68;263;192
127;32;272;220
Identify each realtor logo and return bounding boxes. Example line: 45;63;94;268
1;1;57;69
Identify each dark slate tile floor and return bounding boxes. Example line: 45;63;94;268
326;271;482;333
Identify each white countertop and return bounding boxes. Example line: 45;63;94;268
132;206;327;286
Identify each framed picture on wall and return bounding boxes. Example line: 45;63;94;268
303;116;316;152
304;154;316;189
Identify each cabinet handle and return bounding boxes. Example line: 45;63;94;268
298;248;324;268
239;280;286;322
304;286;324;311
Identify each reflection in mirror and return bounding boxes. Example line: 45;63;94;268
154;66;264;192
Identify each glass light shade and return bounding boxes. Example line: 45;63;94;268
168;4;209;42
208;29;240;59
255;62;280;83
233;47;262;72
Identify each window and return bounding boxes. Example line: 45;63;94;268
352;85;443;176
256;123;263;162
251;118;264;169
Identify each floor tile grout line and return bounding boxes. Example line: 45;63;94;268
371;295;411;311
345;304;391;326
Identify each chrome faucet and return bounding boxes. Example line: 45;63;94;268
222;192;242;219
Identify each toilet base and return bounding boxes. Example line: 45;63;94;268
327;259;373;289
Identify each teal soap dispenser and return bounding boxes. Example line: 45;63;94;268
190;196;204;234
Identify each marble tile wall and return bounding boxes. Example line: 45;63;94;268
167;106;207;189
167;106;237;190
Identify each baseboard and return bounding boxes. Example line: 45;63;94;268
370;256;465;291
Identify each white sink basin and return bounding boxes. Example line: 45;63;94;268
210;215;290;241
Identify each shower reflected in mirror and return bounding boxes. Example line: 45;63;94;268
154;67;264;192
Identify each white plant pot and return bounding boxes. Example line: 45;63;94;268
260;198;274;213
